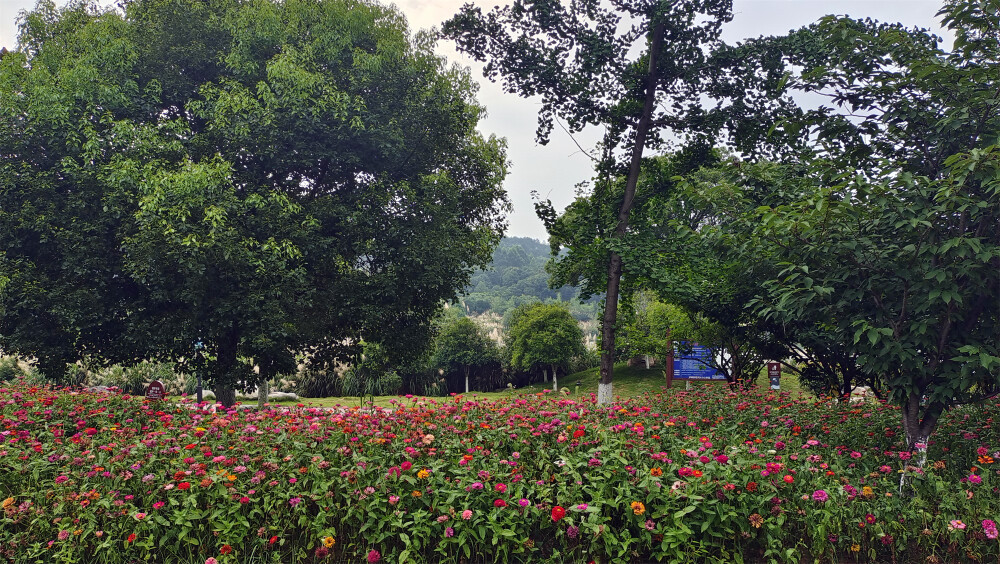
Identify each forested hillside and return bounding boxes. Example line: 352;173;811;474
459;237;600;322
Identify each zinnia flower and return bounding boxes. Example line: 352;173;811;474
323;536;336;548
812;490;829;503
630;501;645;515
367;549;381;563
551;506;566;522
749;513;764;528
983;519;998;539
949;519;967;531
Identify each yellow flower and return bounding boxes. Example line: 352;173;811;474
749;513;764;529
417;469;430;480
630;501;645;516
849;544;861;553
323;536;336;548
412;490;422;498
861;486;874;498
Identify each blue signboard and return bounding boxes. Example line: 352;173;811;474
673;344;726;380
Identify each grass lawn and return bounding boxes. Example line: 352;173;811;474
205;362;813;410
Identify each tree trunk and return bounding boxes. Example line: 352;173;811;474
464;365;470;393
899;391;944;492
257;359;271;409
543;368;548;383
597;23;666;405
214;329;240;408
552;364;558;392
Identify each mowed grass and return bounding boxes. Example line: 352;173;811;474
226;362;813;410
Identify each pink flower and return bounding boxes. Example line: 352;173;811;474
57;530;70;541
445;527;454;538
388;495;400;505
493;499;507;508
289;497;302;507
205;559;218;564
152;501;165;510
983;519;998;539
461;510;473;520
949;520;966;531
518;498;530;508
968;474;982;484
367;549;381;563
401;461;412;471
494;483;507;493
812;490;829;503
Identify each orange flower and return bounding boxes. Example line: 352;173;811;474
749;513;764;528
630;501;646;516
650;468;663;477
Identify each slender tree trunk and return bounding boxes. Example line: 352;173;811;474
214;330;240;408
543;368;548;383
899;391;944;492
597;23;666;405
257;359;271;409
464;365;470;394
552;364;558;392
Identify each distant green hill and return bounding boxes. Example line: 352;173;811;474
459;237;600;322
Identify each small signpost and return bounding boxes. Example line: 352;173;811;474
146;380;166;401
767;362;781;390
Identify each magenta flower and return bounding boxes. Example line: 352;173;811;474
983;519;998;539
812;490;829;503
289;497;302;507
367;549;381;563
445;527;454;538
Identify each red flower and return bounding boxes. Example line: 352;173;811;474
573;429;585;439
269;536;278;545
126;533;136;543
178;482;191;490
552;506;566;522
494;499;507;508
220;544;233;555
783;475;794;484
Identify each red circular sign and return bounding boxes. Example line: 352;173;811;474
146;380;166;400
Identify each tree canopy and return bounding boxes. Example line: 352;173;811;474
506;302;584;391
431;315;498;393
0;0;509;403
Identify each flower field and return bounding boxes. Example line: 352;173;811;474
2;383;999;563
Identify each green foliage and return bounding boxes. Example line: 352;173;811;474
462;237;599;320
431;316;498;392
0;0;509;403
696;0;1000;443
506;302;585;378
0;356;25;382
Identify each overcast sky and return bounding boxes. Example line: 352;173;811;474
2;0;947;240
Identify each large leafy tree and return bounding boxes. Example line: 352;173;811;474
506;302;584;392
431;315;498;393
701;0;1000;452
0;0;509;404
443;0;734;403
